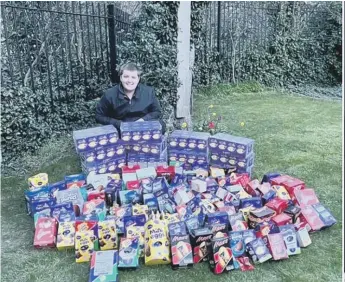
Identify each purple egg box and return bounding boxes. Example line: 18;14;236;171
210;152;255;169
126;136;166;156
208;133;254;158
168;130;210;152
81;156;126;175
80;142;126;163
73;125;119;153
127;148;167;163
120;121;162;143
168;150;209;168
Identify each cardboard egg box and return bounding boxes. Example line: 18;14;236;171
126;136;166;156
82;156;126;175
120;121;162;143
80;142;126;163
73;125;119;153
168;130;210;153
209;152;255;170
208;133;254;158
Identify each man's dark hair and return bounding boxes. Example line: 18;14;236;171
119;63;142;77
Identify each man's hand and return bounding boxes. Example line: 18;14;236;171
136;118;144;122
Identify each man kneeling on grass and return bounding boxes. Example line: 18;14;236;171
95;62;166;134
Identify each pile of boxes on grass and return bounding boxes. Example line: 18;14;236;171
24;122;337;281
167;130;210;171
121;121;168;168
73;125;126;175
74;122;168;176
208;133;255;176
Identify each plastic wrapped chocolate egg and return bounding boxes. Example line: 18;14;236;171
117;149;124;155
107;150;115;157
198;144;205;149
97;153;105;160
227;146;235;152
98;167;107;174
86;156;95;162
179;142;186;148
237;148;245;154
99;139;108;146
220;157;227;163
133;135;140;141
211;155;219;160
238;161;245;168
189;143;196;149
209;142;217;148
108;165;116;171
78;143;87;150
89;141;97;148
170;141;177;147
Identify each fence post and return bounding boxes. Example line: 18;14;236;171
107;4;119;84
176;1;192;122
217;1;221;56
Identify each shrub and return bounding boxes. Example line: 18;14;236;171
1;86;98;161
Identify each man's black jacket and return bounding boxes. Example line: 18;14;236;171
96;83;162;130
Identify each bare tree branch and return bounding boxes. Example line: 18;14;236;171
24;18;51;87
24;41;45;87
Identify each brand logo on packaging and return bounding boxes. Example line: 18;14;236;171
37;203;50;209
212;224;226;232
172;235;189;243
60;193;78;203
196;235;212;243
213;238;229;249
37;230;52;240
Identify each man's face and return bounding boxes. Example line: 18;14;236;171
120;70;140;92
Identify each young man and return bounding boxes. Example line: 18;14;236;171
96;63;166;133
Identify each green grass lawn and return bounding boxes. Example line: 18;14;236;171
1;86;342;282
